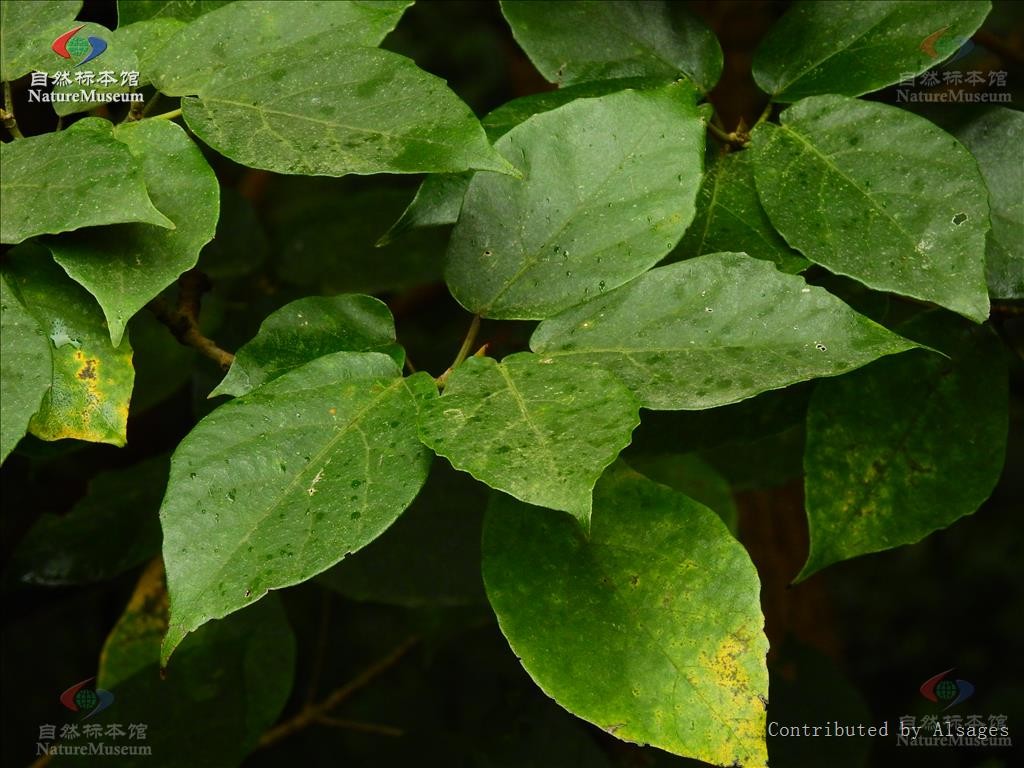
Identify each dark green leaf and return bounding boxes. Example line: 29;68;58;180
6;456;166;585
626;453;738;531
418;353;640;527
946;107;1023;299
319;459;487;607
160;354;434;662
0;275;51;464
0;0;81;81
446;82;705;319
799;312;1008;580
80;561;294;768
211;295;404;398
196;187;268;279
0;118;172;244
483;464;768;766
182;43;511;177
752;95;990;321
669;149;809;273
500;0;723;91
151;0;412;96
48;119;219;345
377;173;471;246
532;252;918;410
3;245;134;447
753;0;991;101
117;0;229;25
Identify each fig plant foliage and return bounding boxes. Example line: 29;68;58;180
0;2;1017;767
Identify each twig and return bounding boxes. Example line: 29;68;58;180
436;315;481;387
313;716;403;737
2;81;24;139
150;107;182;121
258;635;420;749
147;270;235;370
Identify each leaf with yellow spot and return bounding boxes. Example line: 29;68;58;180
2;245;134;447
483;462;769;767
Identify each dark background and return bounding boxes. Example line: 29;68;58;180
2;2;1022;767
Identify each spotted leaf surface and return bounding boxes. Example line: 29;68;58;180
160;353;434;662
483;464;769;767
0;275;51;463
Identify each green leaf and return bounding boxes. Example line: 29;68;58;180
127;309;195;414
499;0;723;91
417;353;640;527
319;458;487;607
945;107;1024;299
151;0;412;96
117;0;230;25
752;0;992;101
381;78;671;245
6;455;166;585
669;149;809;274
531;252;919;410
377;172;471;246
626;453;738;532
87;561;294;768
48;119;219;345
160;353;435;663
752;96;990;322
483;464;768;766
3;245;134;447
196;187;268;279
0;275;51;464
111;17;187;86
181;43;511;177
0;0;81;81
211;295;404;398
36;22;140;116
799;312;1008;581
446;82;705;319
0;117;173;244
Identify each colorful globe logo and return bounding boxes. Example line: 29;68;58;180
59;678;114;719
51;25;108;67
920;669;975;710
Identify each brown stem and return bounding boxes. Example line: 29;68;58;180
312;716;403;737
147;270;234;371
258;635;419;749
2;81;24;139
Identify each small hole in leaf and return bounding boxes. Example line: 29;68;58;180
952;212;968;226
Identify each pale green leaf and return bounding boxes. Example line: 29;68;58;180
799;312;1008;581
0;0;81;81
151;0;412;96
483;464;768;766
48;119;219;345
211;295;404;398
669;149;809;273
117;0;230;25
418;353;640;527
111;17;187;86
946;107;1024;299
446;82;704;319
160;353;434;663
86;561;294;768
753;0;991;101
752;95;990;321
0;117;172;244
500;0;723;91
182;43;511;177
0;275;51;464
531;252;919;410
4;244;134;447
